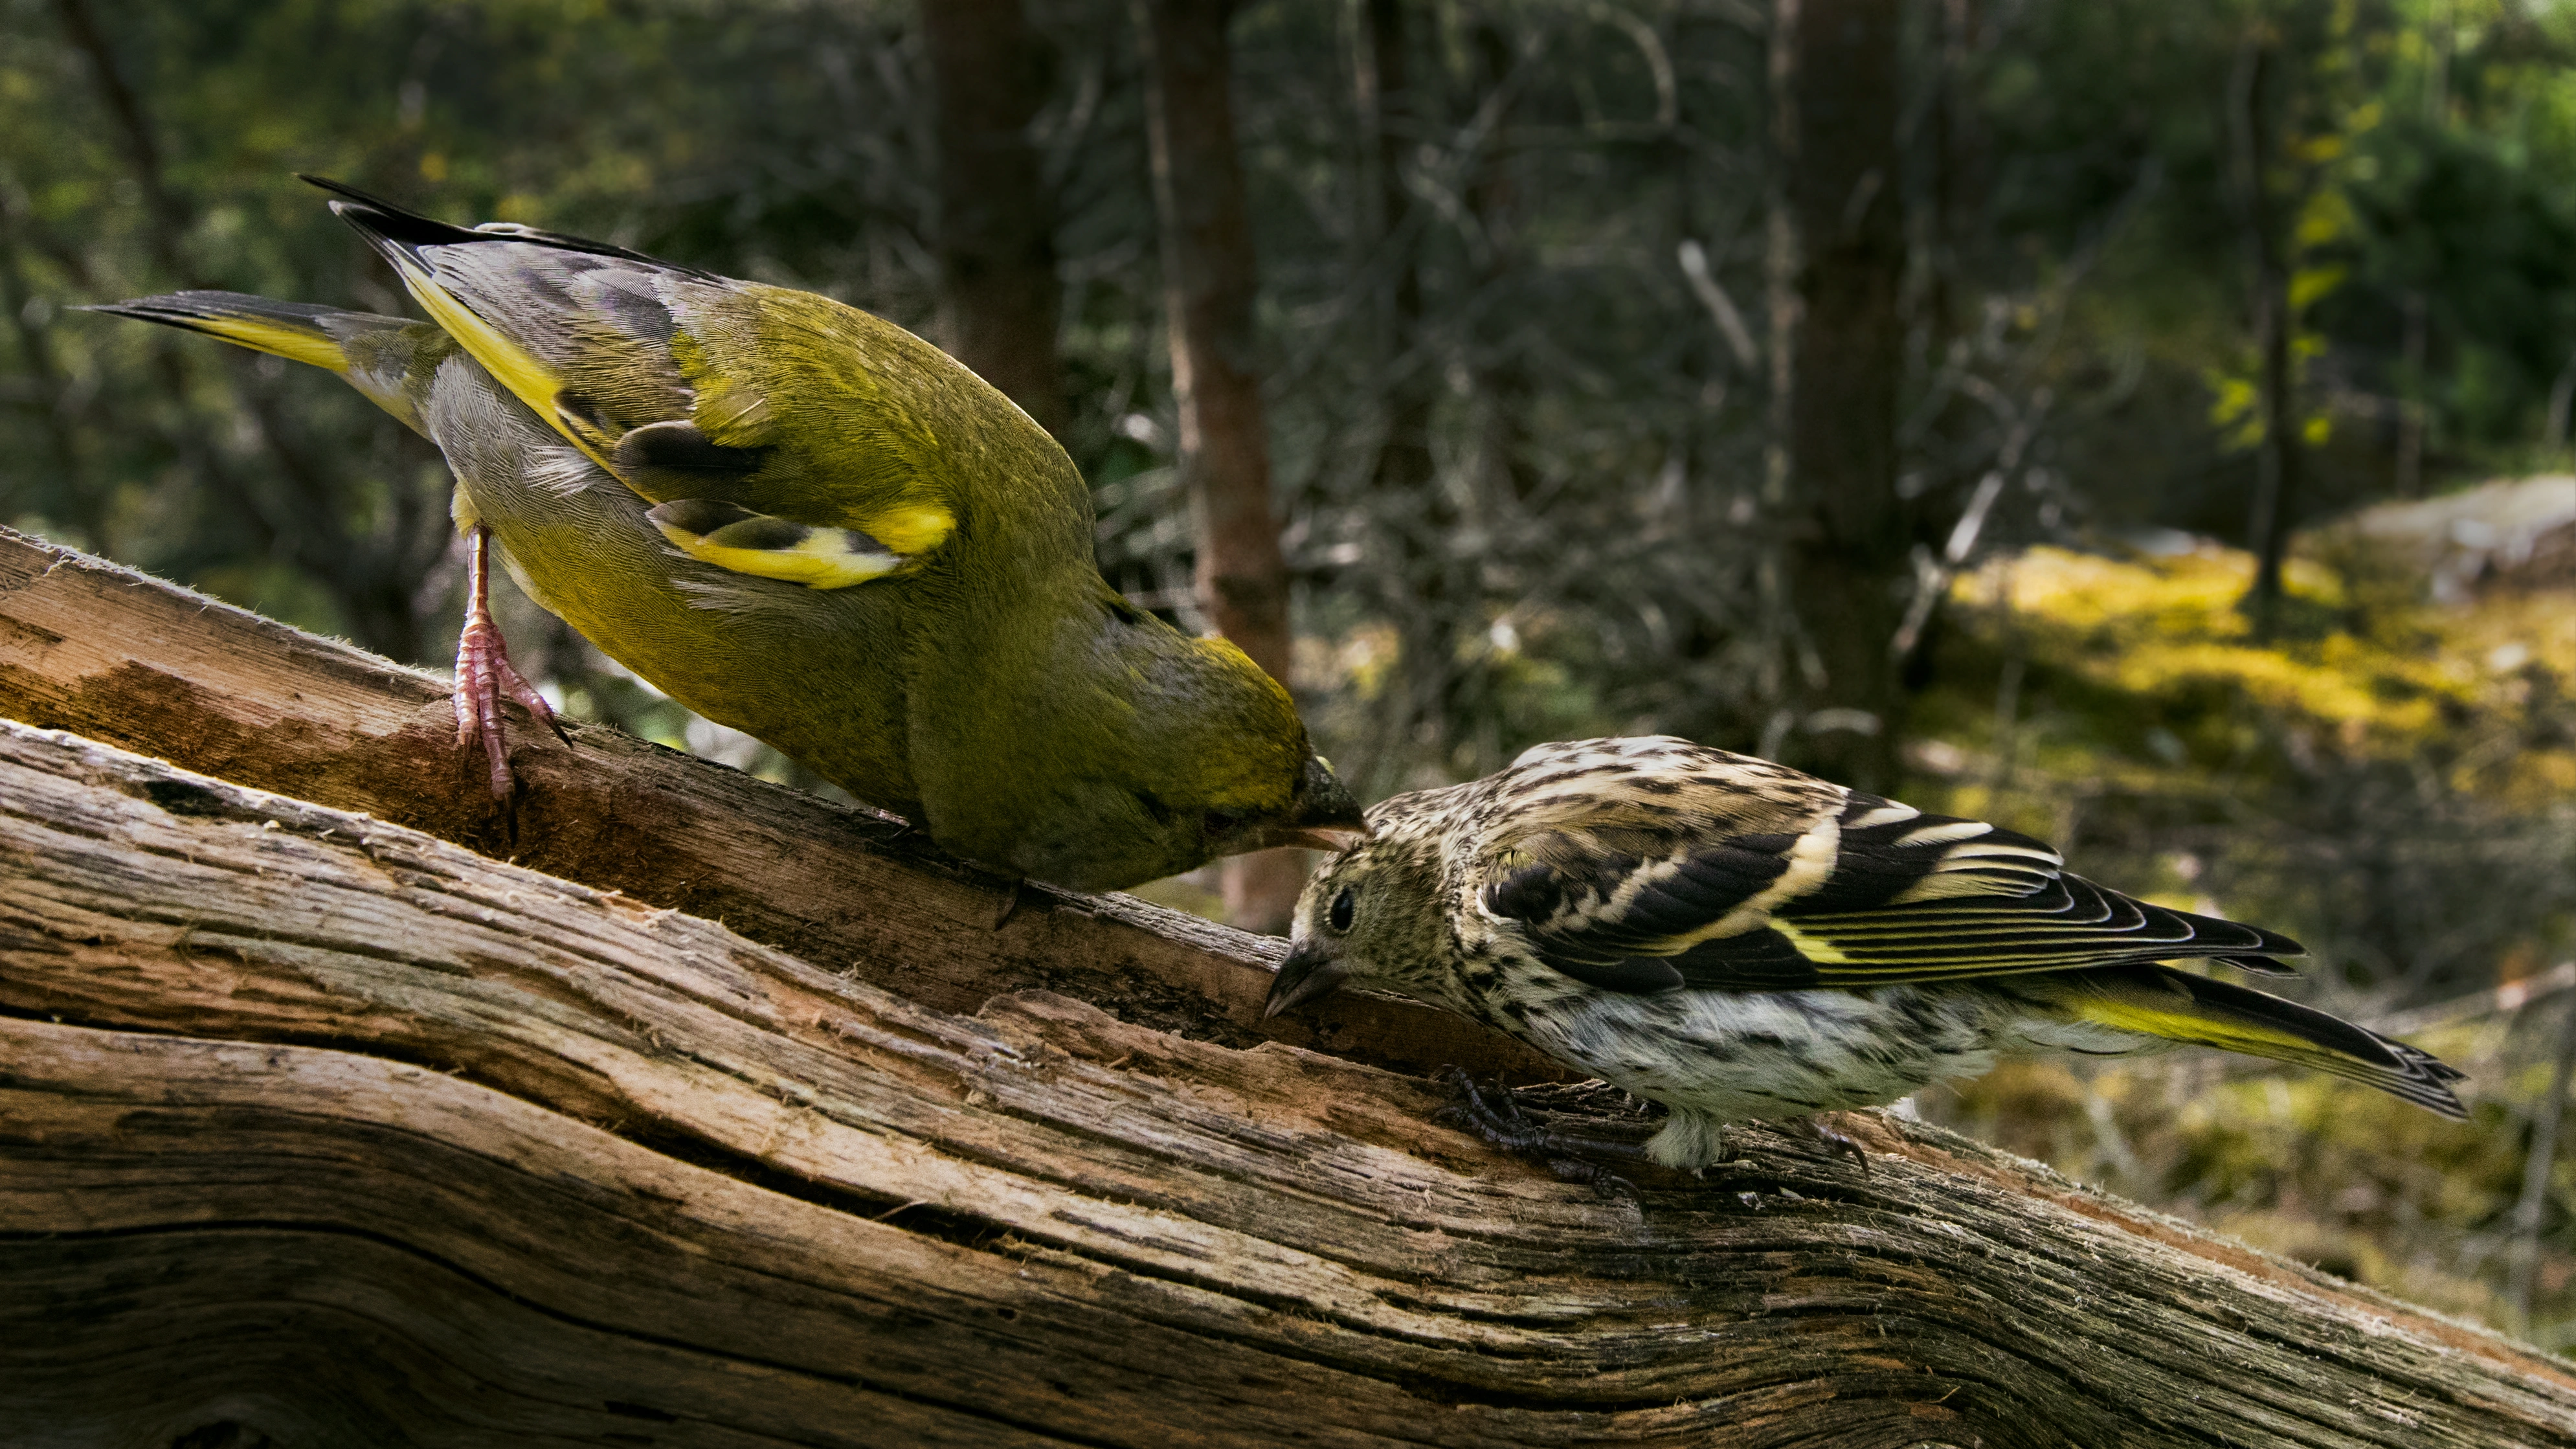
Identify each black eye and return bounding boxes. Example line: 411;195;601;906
1203;809;1242;837
1327;886;1356;933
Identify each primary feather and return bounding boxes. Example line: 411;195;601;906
1267;736;2466;1169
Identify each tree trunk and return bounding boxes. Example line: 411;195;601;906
2235;33;2303;633
1465;19;1536;522
1361;0;1458;776
2;532;2575;1445
1135;0;1304;933
923;0;1070;441
1765;0;1909;792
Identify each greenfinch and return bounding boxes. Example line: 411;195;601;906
94;177;1362;892
1266;736;2463;1171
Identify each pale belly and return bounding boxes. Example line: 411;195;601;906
1504;981;2081;1125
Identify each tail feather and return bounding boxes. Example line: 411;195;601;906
85;289;438;436
2039;965;2469;1119
82;291;359;374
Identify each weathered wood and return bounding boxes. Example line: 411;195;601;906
0;524;1558;1083
2;721;2572;1448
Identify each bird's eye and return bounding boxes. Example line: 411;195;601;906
1327;885;1356;933
1203;809;1242;837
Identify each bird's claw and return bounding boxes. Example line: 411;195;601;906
1435;1068;1544;1151
454;612;561;797
1546;1157;1639;1200
1785;1116;1872;1175
1437;1068;1646;1196
991;879;1031;930
453;526;566;798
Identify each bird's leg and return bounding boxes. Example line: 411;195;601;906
1781;1114;1872;1174
1437;1069;1646;1196
453;525;567;797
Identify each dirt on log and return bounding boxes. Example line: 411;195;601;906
1;532;2573;1447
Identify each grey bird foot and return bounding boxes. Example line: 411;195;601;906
1437;1069;1645;1198
1782;1114;1872;1174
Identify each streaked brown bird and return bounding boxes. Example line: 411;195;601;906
1266;736;2466;1170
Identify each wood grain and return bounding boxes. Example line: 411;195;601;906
1;721;2571;1447
0;524;1560;1083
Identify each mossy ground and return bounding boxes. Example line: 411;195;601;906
1906;534;2573;1345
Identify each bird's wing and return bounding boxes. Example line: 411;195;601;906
307;175;959;589
1469;739;2303;994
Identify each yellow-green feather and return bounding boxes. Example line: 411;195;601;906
99;211;1326;890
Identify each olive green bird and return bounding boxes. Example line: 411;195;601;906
93;177;1361;891
1267;736;2465;1171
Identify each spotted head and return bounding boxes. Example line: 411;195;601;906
1262;787;1470;1018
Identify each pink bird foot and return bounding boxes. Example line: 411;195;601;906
453;525;568;797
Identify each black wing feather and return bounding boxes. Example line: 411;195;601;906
1486;785;2307;995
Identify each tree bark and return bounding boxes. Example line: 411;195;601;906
1766;0;1909;792
0;526;1541;1082
1;713;2573;1446
923;0;1070;441
2235;32;2303;633
1135;0;1304;933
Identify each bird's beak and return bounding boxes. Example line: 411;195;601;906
1257;754;1370;853
1263;938;1352;1018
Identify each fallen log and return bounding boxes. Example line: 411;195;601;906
0;524;1552;1081
0;537;2571;1446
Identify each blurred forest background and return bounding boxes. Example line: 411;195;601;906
4;0;2575;1349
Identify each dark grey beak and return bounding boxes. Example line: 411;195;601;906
1257;755;1369;853
1263;938;1352;1018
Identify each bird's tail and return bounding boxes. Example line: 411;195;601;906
2027;965;2469;1119
85;291;365;372
85;290;441;436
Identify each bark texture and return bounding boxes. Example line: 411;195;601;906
0;526;1545;1083
3;532;2574;1446
1136;0;1305;932
1;721;2572;1446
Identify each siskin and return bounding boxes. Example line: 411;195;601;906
91;177;1362;892
1266;736;2466;1170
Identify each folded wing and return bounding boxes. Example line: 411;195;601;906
303;175;955;589
1473;745;2303;994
